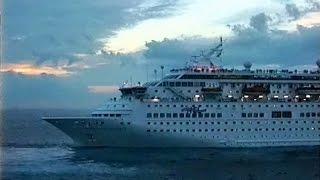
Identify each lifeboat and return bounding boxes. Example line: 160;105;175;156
295;86;320;95
201;87;222;95
242;85;270;96
201;87;222;94
119;86;147;98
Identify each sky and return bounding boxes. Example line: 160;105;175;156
1;0;320;109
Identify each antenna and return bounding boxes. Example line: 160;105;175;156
154;69;157;81
146;63;149;82
160;65;164;79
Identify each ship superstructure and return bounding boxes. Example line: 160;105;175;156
43;39;320;147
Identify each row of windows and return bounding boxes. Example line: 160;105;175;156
147;112;222;118
179;74;320;81
158;81;206;87
147;104;320;108
300;112;320;118
147;120;320;125
147;127;320;132
92;114;121;117
242;113;264;118
271;111;292;118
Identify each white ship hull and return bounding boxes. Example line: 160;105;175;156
43;102;320;148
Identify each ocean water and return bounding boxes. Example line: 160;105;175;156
0;109;319;179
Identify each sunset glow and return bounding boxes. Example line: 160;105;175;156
1;63;71;76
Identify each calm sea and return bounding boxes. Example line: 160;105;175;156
0;109;319;179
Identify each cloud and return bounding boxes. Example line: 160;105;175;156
5;0;179;66
286;3;301;20
142;11;320;68
249;13;272;32
294;11;320;27
88;86;119;94
306;0;320;11
1;63;72;76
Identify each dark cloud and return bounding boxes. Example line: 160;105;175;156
249;13;271;32
284;0;320;22
4;0;180;66
286;4;301;20
306;0;320;11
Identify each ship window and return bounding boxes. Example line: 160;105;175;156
254;113;258;118
205;113;210;118
282;111;292;118
147;113;152;118
198;113;203;118
179;113;184;118
186;113;191;118
192;113;197;118
104;114;108;117
317;112;320;117
173;113;178;118
211;113;215;118
160;113;165;118
259;113;264;118
166;113;171;118
187;82;193;87
153;113;159;118
311;112;316;117
272;111;282;118
110;114;114;117
182;82;187;86
217;113;222;118
175;82;181;87
300;113;304;117
116;114;121;117
306;113;310;117
248;113;252;118
169;82;174;86
242;113;246;118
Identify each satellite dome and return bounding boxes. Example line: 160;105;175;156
316;59;320;68
244;61;252;70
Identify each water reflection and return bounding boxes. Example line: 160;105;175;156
69;146;320;180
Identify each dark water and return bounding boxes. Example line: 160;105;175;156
1;109;320;179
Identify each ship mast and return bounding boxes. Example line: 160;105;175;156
188;37;223;68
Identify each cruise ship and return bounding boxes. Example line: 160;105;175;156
43;38;320;147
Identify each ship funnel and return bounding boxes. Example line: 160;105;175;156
244;61;252;71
